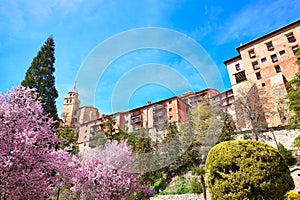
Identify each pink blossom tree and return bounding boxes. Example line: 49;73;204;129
0;86;152;199
72;140;152;200
0;86;78;199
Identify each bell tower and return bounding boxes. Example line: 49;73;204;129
61;84;80;127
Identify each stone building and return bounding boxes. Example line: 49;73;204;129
225;19;300;130
60;87;226;154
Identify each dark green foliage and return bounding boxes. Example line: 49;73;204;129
89;132;107;148
190;177;202;194
206;140;295;200
286;48;300;127
102;115;117;141
160;176;189;195
293;134;300;149
58;126;77;154
278;142;296;166
218;112;235;143
21;36;58;121
192;167;205;176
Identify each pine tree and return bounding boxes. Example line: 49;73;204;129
217;112;236;143
21;35;58;121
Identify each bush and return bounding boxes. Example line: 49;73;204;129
190;177;202;194
205;140;295;200
285;190;300;200
278;142;297;166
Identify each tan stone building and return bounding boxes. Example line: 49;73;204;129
61;87;226;154
225;20;300;130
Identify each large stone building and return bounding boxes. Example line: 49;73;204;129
60;87;234;154
225;19;300;130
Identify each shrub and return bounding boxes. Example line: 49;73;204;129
285;190;300;200
205;140;295;200
278;142;296;166
294;134;300;149
190;177;202;194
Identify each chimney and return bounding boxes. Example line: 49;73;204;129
147;101;151;105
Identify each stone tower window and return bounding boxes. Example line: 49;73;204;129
248;49;256;58
271;54;278;63
286;32;296;43
266;41;274;51
235;63;241;71
252;61;259;70
256;72;262;80
275;65;282;73
261;57;267;63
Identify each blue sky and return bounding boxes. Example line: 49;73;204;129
0;0;299;115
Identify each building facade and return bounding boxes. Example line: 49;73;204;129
225;20;300;130
60;87;225;154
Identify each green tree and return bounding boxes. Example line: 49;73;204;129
179;100;223;167
21;36;58;121
58;126;77;154
286;48;300;127
217;112;236;143
102;115;117;141
206;140;295;200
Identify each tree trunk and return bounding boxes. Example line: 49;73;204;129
200;174;207;200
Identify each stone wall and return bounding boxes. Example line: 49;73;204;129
236;129;300;154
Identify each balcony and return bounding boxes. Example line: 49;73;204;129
131;116;142;124
153;104;164;111
153;119;167;127
131;110;141;117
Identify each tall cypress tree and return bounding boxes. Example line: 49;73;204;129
21;36;58;121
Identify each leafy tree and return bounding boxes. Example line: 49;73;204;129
21;36;59;121
72;140;152;199
58;126;77;154
179;100;223;167
102;115;117;141
286;48;300;127
206;140;295;200
0;86;77;199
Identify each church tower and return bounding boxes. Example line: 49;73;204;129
61;85;80;127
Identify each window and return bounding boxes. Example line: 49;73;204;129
275;65;282;73
261;57;267;63
235;63;241;71
286;32;296;42
169;116;173;120
256;72;262;80
248;49;256;58
252;61;259;70
262;83;266;87
169;101;172;104
169;108;172;112
271;54;278;63
279;50;286;56
292;45;299;54
234;71;247;83
266;41;274;51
